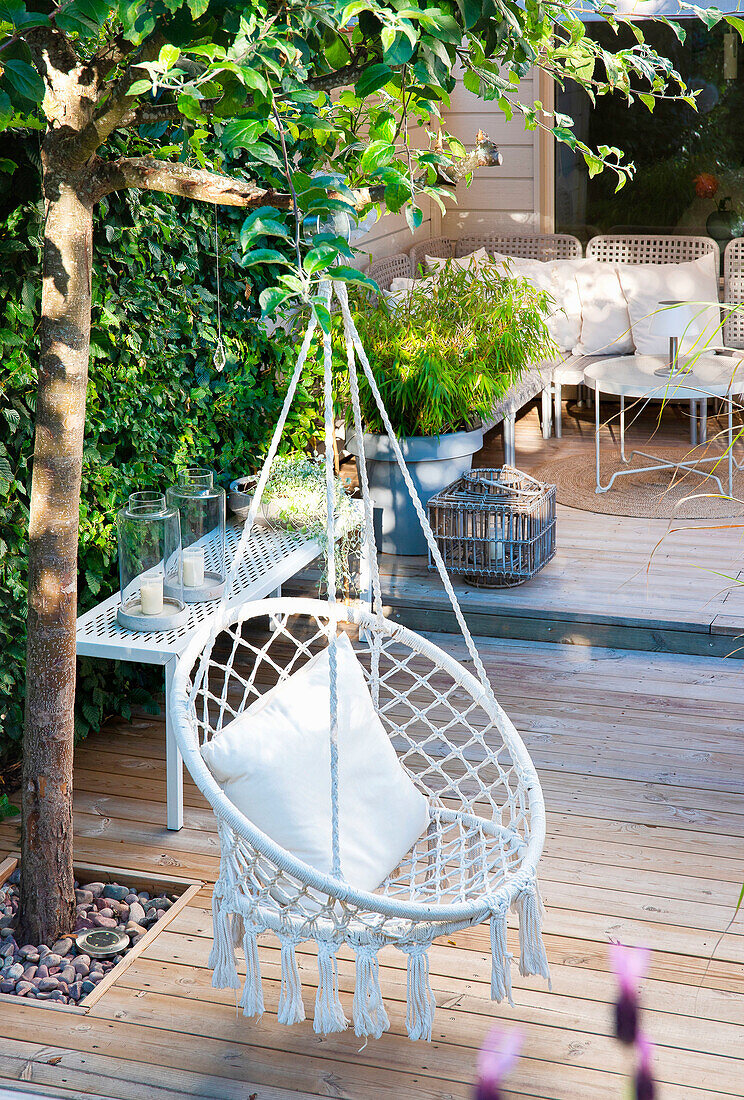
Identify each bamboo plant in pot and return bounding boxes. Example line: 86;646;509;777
339;261;556;555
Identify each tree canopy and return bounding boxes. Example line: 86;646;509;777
3;0;739;322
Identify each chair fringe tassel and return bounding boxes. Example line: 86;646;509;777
239;923;265;1018
489;910;513;1006
314;942;348;1034
353;944;389;1039
277;936;305;1026
209;893;241;990
515;884;552;987
401;943;436;1041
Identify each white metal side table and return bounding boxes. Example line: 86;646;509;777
583;353;744;495
76;519;369;830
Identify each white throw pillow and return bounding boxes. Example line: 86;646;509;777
201;632;429;893
425;247;488;274
573;260;635;356
382;276;416;314
617;254;721;355
489;252;584;352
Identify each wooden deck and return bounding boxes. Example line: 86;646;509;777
2;631;743;1098
366;402;744;657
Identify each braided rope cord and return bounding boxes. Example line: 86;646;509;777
333;282;497;705
320;280;343;881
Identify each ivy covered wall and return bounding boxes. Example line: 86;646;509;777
0;152;319;790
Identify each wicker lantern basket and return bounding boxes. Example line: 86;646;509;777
427;466;556;588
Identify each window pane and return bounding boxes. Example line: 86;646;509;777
555;20;744;250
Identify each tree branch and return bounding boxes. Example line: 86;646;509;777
69;31;166;163
24;25;78;81
91;127;502;209
84;32;138;84
304;50;374;93
117;97;220;129
91;155;293;208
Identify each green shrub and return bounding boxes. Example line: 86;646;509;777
0;178;321;787
335;261;556;438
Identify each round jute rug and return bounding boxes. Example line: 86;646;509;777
530;445;744;519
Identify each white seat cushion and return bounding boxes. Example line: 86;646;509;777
201;632;429;893
617;254;721;355
573;260;634;356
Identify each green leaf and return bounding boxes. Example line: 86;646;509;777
330;265;376;291
240;218;289;249
3;59;45;103
381;28;415;66
127;79;153;96
243;248;293;267
304;243;338;274
221;118;265;150
726;14;744;40
187;0;209;16
159;44;181;69
244;141;282;168
360;139;395;175
355;63;393;98
463;68;480;96
638;93;655;112
405;204;423;232
259;286;293;315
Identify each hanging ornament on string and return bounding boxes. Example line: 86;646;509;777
212;203;227;373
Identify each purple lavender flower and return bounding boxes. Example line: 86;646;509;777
474;1026;523;1100
634;1033;656;1100
608;943;650;1045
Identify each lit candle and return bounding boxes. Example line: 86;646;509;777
182;546;205;588
140;575;164;615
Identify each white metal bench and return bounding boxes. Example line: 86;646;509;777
76;519;369;830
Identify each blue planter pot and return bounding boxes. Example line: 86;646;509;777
347;426;483;556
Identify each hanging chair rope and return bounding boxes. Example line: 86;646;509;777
320;281;343;882
334;281;495;701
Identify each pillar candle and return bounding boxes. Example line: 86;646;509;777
140;575;164;615
183;546;205;588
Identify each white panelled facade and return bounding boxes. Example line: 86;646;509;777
439;70;547;240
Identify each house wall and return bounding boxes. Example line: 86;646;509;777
355;69;553;262
439;68;553;240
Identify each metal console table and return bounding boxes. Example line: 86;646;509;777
76;519;369;830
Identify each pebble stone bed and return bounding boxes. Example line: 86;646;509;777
0;868;178;1005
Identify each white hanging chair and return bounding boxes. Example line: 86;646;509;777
170;280;549;1041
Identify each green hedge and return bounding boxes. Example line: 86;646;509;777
0;173;320;786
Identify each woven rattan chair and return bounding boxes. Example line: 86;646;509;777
409;232;581;273
724;237;744;349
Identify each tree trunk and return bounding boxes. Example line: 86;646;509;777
19;170;93;946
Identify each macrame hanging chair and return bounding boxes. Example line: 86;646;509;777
170;279;550;1041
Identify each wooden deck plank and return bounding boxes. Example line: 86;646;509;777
3;623;744;1098
350;404;744;654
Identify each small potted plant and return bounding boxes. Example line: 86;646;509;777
229;453;362;587
339;261;555;555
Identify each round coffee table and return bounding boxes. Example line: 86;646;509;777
582;353;744;495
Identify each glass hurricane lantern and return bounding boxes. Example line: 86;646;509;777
166;467;226;602
116;492;188;631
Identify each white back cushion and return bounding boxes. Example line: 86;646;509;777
617;253;721;355
425;247;488;273
201;632;429;893
489;253;584;352
573;260;634;356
